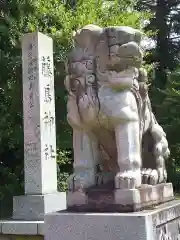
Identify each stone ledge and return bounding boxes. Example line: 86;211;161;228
45;200;180;240
0;220;44;235
45;210;152;240
13;192;66;220
67;182;174;212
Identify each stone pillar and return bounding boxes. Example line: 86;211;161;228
13;32;66;221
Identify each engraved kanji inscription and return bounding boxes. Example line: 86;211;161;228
44;84;52;103
41;56;52;78
44;144;56;160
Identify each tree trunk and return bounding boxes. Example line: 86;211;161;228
154;0;169;90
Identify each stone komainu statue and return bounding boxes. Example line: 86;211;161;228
64;24;170;193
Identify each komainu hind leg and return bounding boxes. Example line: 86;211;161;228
141;125;169;185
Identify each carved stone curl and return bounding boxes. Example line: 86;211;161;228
64;24;170;193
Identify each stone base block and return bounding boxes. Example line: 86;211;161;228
0;220;44;235
13;192;66;220
67;183;174;212
45;200;180;240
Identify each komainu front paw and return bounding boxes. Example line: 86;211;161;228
141;168;167;185
115;170;141;189
68;171;96;192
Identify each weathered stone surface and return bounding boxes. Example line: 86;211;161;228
152;200;180;239
45;211;149;240
1;220;38;235
67;182;174;212
45;200;180;240
22;32;57;195
13;192;66;220
65;24;173;210
13;32;66;221
0;220;44;237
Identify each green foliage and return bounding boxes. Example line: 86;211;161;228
149;68;180;190
136;0;180;191
160;70;180;164
57;149;72;191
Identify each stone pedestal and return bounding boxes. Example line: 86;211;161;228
13;192;66;220
67;182;174;212
45;200;180;240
